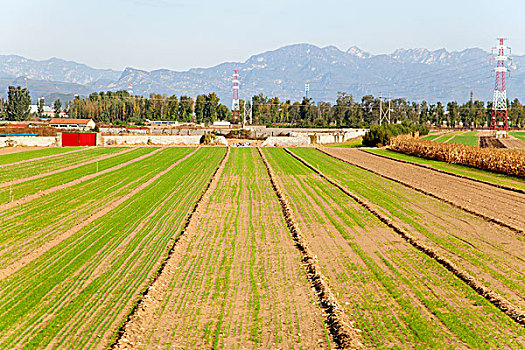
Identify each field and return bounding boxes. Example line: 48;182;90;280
1;145;524;349
364;148;525;191
421;131;479;146
510;131;525;142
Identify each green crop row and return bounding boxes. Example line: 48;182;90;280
0;147;195;269
0;147;127;183
0;147;84;165
447;131;479;146
510;131;525;142
137;148;329;349
0;147;225;349
364;148;525;191
263;147;525;349
420;134;440;141
0;147;156;204
432;131;463;142
290;148;525;309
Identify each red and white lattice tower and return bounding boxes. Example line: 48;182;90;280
490;38;511;137
231;70;240;121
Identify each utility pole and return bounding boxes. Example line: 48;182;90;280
242;100;246;128
490;38;511;137
249;97;253;125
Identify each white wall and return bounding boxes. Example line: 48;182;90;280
103;135;228;146
0;136;58;147
262;135;310;147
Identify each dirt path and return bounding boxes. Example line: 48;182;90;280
263;148;525;348
0;147;88;168
322;148;525;234
0;148;198;280
0;147;136;189
0;146;42;155
115;148;331;350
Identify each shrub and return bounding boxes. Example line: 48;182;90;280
200;134;217;145
362;121;429;147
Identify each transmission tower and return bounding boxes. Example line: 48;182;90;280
379;92;391;125
491;38;511;137
231;70;240;122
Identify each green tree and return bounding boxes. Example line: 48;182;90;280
204;93;220;123
446;101;459;127
166;95;178;120
178;96;194;122
54;99;62;117
217;104;230;121
37;98;45;117
6;86;31;121
194;94;206;124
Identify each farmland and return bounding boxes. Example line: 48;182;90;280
364;148;525;191
420;131;479;146
1;145;524;349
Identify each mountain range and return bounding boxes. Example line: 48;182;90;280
1;44;523;106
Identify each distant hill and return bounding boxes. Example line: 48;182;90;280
0;44;523;105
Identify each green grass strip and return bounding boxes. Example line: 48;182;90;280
0;147;155;204
0;147;84;165
0;147;127;183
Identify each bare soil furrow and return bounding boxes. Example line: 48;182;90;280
362;148;525;194
286;147;525;327
0;147;198;281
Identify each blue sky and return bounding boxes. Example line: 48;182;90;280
2;0;523;71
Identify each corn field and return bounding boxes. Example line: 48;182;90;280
390;136;525;177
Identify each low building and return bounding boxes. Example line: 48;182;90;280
212;120;231;129
125;126;149;134
147;120;178;127
49;118;96;131
30;105;64;118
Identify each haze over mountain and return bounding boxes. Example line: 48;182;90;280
1;44;523;106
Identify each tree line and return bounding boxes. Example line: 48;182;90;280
66;91;233;125
1;86;525;128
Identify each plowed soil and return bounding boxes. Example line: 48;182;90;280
501;137;525;149
323;148;525;233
